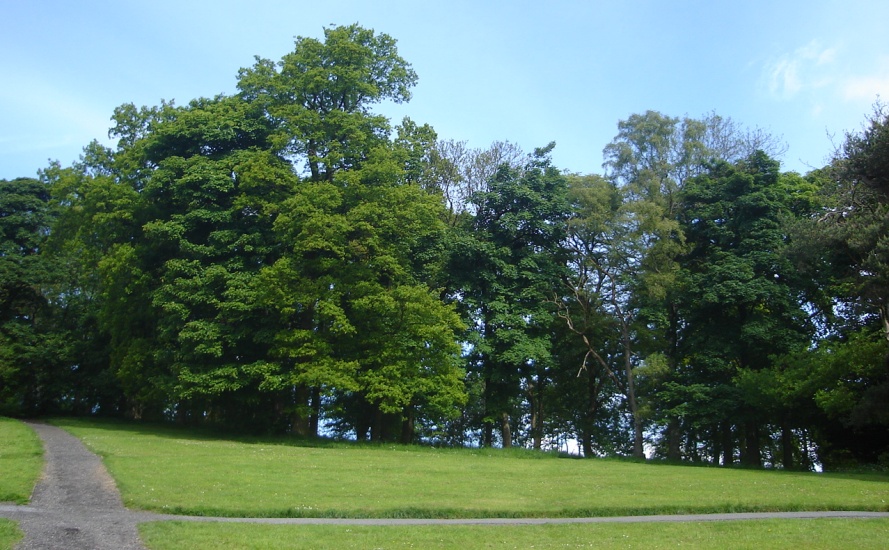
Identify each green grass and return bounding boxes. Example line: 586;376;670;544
52;417;889;519
139;518;889;549
0;417;43;504
0;519;24;550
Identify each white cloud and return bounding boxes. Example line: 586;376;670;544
816;47;837;66
762;40;837;100
841;57;889;101
766;58;802;99
760;42;889;116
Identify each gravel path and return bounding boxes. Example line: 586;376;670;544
1;421;888;549
4;422;146;549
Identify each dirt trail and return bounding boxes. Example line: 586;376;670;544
6;422;145;549
1;421;887;549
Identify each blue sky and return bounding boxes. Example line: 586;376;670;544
2;0;888;180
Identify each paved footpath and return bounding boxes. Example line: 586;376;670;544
2;422;888;549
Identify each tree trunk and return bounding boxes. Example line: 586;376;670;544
176;400;189;425
880;302;889;343
530;408;541;450
742;421;762;467
500;412;512;448
721;422;734;466
371;405;383;442
309;386;321;437
781;418;794;470
483;421;494;448
582;433;594;458
356;402;371;441
584;369;602;458
710;424;721;465
624;349;644;458
290;385;310;436
307;140;321;181
529;379;544;451
617;312;644;458
667;419;681;461
400;405;415;444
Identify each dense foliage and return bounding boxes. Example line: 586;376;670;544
2;25;886;469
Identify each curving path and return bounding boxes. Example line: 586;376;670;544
1;422;888;549
2;422;146;549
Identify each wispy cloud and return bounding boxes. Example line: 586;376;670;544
762;40;837;100
760;41;889;116
841;57;889;101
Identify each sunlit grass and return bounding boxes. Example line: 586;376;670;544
53;418;889;519
139;518;889;549
0;417;42;504
0;519;24;550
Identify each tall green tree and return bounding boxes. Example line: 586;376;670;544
49;94;296;425
0;178;68;414
153;99;290;421
450;143;570;448
41;154;134;416
554;173;641;456
782;103;889;467
600;110;786;460
237;24;417;181
259;146;465;442
40;24;468;437
668;152;815;467
827;103;889;341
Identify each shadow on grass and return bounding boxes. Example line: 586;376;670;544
138;502;889;520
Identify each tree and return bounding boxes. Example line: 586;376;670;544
47;94;300;425
450;143;570;448
782;103;889;467
237;24;417;181
827;102;889;341
41;155;135;416
259;146;466;442
669;152;814;467
601;110;787;461
0;178;70;414
36;25;469;437
554;173;643;456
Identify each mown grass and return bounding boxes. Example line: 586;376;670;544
0;417;43;503
52;417;889;519
0;519;24;550
139;518;889;549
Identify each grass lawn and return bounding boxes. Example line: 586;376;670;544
0;519;24;550
139;518;889;549
0;417;43;504
52;418;889;519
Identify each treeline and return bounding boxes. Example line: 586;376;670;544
1;25;887;470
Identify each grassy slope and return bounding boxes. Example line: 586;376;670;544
52;418;889;519
139;519;889;550
0;417;43;504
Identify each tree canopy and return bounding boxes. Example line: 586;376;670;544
3;25;886;469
